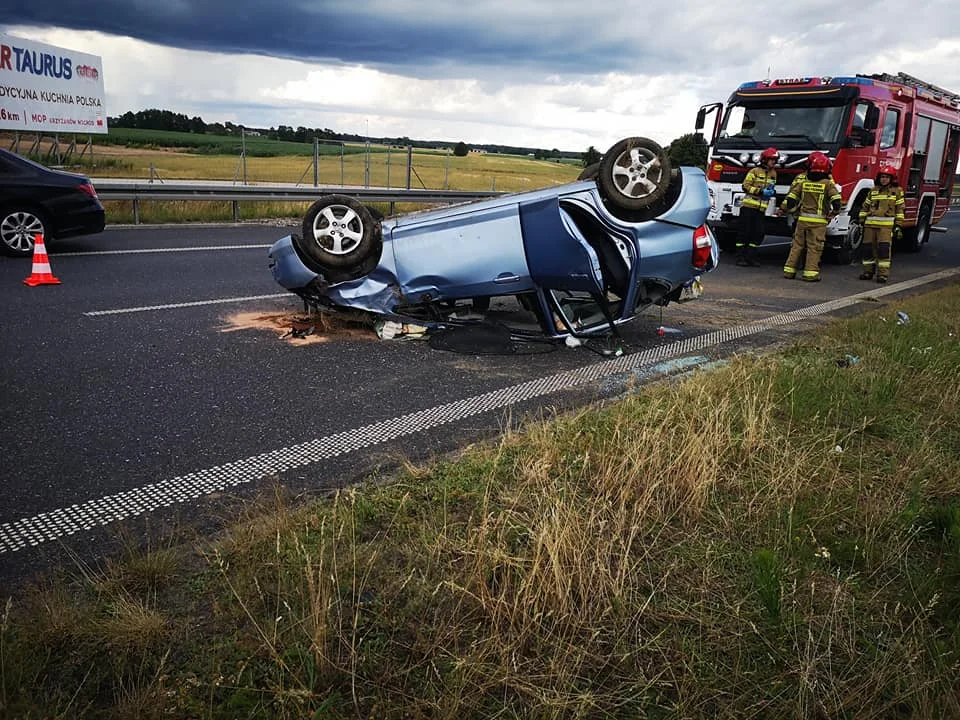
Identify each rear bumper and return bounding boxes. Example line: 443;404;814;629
53;206;105;239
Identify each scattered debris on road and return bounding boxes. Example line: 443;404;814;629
836;354;861;367
220;310;377;345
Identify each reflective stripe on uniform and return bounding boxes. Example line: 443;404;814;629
878;260;891;268
865;216;895;226
798;214;828;224
802;270;820;279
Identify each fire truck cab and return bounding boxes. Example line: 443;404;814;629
696;72;960;263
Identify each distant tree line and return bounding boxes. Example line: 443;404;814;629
107;108;584;159
107;108;709;166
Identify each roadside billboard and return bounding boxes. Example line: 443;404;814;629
0;34;107;134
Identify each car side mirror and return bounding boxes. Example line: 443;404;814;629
864;105;880;131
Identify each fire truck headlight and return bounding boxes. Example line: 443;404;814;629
751;152;761;164
778;152;787;164
739;152;750;164
708;187;716;211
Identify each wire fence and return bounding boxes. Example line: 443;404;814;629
3;132;582;195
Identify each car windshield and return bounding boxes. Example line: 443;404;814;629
718;103;847;146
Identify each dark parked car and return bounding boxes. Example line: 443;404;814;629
0;148;106;256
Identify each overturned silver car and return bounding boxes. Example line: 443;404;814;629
269;137;717;339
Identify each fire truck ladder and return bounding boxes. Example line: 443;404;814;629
859;72;960;106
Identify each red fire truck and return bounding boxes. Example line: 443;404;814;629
695;72;960;262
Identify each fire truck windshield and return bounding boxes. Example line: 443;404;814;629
718;103;847;148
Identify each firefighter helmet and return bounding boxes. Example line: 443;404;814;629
760;147;779;162
807;151;831;173
877;163;898;179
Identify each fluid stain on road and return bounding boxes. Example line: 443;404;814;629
220;309;377;345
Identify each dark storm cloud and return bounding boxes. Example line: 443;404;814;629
3;0;646;75
5;0;959;91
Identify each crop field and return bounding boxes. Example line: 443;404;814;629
92;127;356;156
2;129;585;223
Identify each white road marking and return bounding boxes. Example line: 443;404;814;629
84;293;291;316
3;267;959;554
52;244;273;257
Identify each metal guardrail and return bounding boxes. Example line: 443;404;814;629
93;181;505;223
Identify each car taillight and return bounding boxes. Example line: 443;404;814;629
77;183;99;200
692;224;712;270
706;161;724;182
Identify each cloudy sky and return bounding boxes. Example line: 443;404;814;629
4;0;960;151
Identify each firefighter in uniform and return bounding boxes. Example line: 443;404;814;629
777;151;842;282
735;147;779;266
857;164;904;283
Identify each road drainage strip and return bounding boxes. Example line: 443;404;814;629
3;268;958;555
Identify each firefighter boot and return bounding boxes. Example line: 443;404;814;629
745;245;761;266
735;247;749;267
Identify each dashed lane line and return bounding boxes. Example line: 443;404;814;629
52;244;273;257
83;293;291;316
3;267;958;554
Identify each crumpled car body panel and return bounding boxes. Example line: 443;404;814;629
269;168;718;338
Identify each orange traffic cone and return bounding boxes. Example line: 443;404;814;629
23;234;61;287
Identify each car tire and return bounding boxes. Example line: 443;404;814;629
0;207;48;257
578;163;600;181
597;137;671;214
297;195;382;273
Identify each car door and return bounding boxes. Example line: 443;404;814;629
389;200;535;301
519;196;605;295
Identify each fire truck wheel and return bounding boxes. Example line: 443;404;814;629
597;137;671;215
832;222;862;265
903;203;931;253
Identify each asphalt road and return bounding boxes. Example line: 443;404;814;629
2;215;958;581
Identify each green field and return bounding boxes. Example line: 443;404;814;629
1;129;586;223
93;127;361;157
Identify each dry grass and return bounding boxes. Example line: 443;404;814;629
77;143;579;192
3;286;960;718
5;134;580;224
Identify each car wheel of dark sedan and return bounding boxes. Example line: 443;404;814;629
297;195;382;273
0;208;47;257
597;137;671;215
